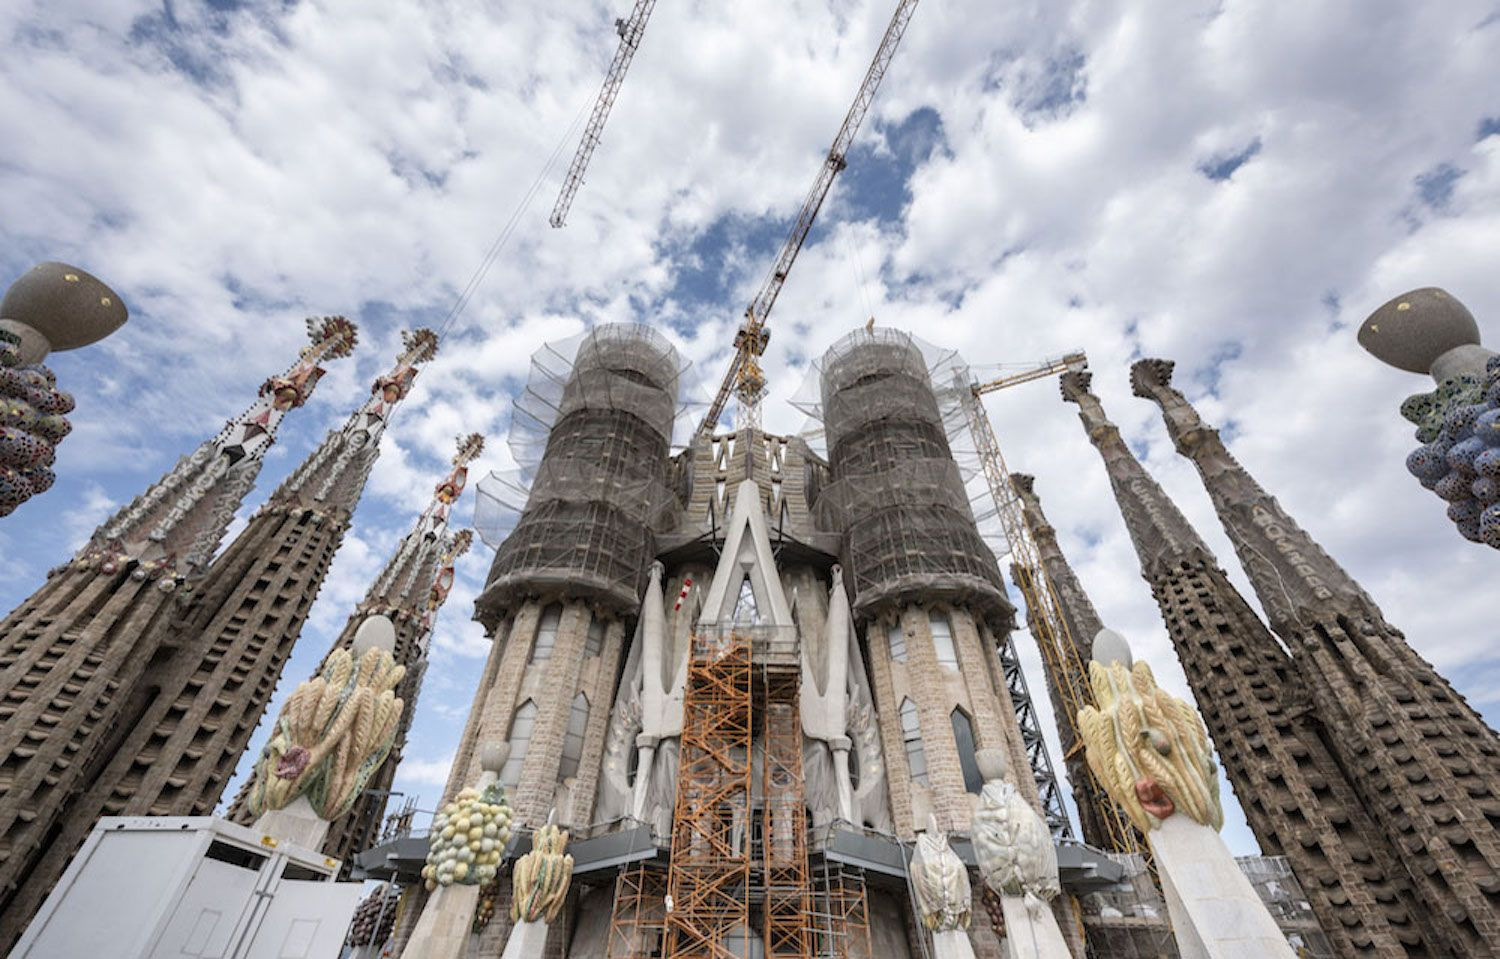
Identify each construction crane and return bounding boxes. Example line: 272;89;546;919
957;350;1146;856
697;0;922;437
549;0;659;228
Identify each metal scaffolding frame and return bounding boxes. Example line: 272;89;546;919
607;862;669;959
760;667;811;959
663;631;754;959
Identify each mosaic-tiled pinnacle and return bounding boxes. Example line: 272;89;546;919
1062;369;1446;957
1133;356;1500;956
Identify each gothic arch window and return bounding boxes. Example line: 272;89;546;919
887;621;908;663
502;700;538;788
584;614;605;659
930;610;958;670
900;698;928;786
531;604;562;664
950;707;982;794
559;693;590;781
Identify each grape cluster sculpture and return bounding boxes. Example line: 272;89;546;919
1402;354;1500;547
422;782;513;890
0;330;73;516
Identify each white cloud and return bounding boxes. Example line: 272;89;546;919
3;0;1498;854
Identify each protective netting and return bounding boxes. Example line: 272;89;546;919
475;324;692;614
792;328;1012;623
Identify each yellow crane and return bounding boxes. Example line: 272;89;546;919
958;349;1145;856
697;0;922;437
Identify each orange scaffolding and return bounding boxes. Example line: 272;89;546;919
607;862;668;959
662;631;754;959
760;666;810;959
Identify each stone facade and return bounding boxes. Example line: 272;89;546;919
1063;370;1445;957
1133;357;1500;956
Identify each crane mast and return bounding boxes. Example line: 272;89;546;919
959;350;1145;855
549;0;659;229
698;0;922;437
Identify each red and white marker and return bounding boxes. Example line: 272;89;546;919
674;577;693;611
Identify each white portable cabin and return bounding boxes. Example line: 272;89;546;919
14;816;363;959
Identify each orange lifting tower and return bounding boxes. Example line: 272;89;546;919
662;631;755;959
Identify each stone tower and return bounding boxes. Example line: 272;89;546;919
1132;357;1500;955
230;433;482;866
0;328;438;947
446;326;679;828
0;317;358;948
813;331;1035;834
810;330;1080;957
1061;370;1443;957
1007;472;1121;851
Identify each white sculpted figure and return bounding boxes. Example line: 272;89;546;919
971;748;1059;906
909;815;971;932
970;749;1070;959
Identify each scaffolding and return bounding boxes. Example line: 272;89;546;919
663;631;754;959
475;324;693;615
608;862;670;959
760;667;811;959
795;329;1010;625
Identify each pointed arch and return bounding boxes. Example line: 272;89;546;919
502;700;538;787
950;707;982;794
559;693;590;782
900;698;927;786
887;621;908;663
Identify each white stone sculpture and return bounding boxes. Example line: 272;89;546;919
1077;630;1294;959
909;815;975;959
970;749;1069;959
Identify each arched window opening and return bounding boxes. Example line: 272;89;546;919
887;622;908;663
900;698;927;786
950;707;982;794
584;615;605;658
531;604;562;663
930;611;958;670
502;700;538;788
559;693;590;781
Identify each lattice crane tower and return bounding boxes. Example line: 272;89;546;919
955;351;1144;853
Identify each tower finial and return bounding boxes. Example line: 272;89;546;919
79;315;357;577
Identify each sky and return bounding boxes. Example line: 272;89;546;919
1;0;1498;859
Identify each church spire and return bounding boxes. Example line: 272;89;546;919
1128;358;1372;627
1058;370;1212;574
264;326;438;518
261;437;482;869
78;316;356;578
363;432;483;619
1061;368;1447;956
